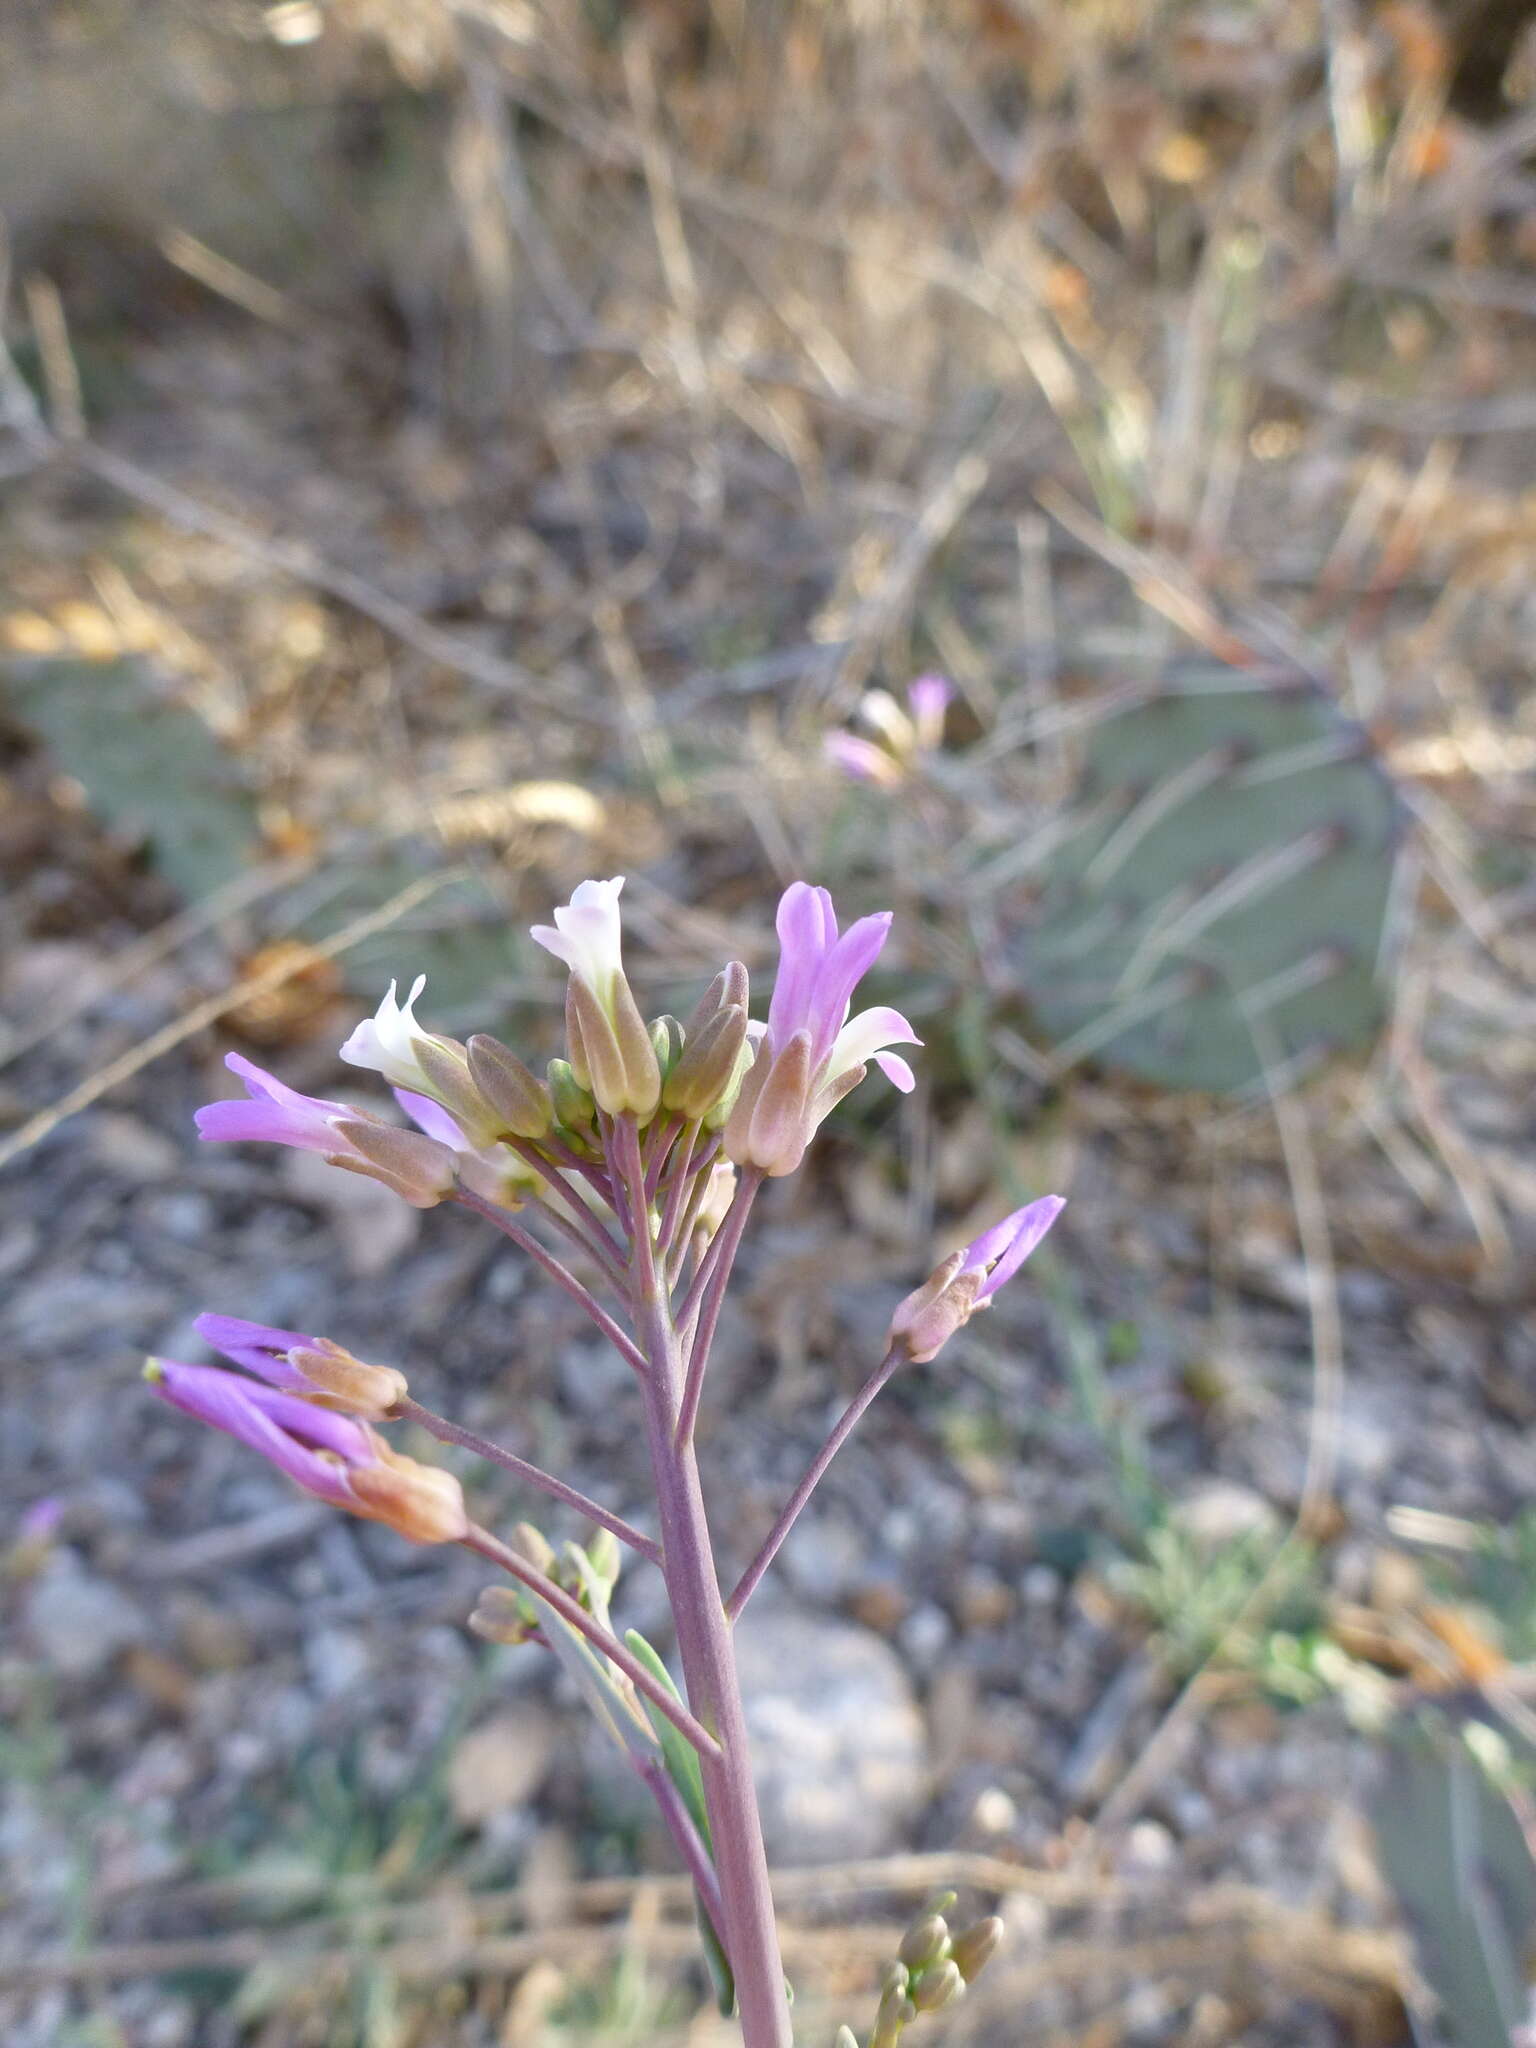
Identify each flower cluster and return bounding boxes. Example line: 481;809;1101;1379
150;872;1063;2048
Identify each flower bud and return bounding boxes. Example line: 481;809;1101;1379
466;1034;554;1141
649;1014;683;1079
897;1914;950;1973
326;1119;458;1206
833;2029;859;2048
878;1962;909;1999
663;1003;749;1120
948;1916;1004;1983
287;1341;408;1419
886;1253;978;1364
548;1059;597;1134
410;1035;505;1149
510;1521;557;1575
469;1583;540;1645
691;1162;738;1253
723;1030;817;1176
586;1526;621;1587
567;974;662;1119
683;961;749;1037
347;1441;468;1544
910;1961;963;2014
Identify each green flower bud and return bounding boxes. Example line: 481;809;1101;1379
897;1914;950;1973
910;1961;963;2014
585;1527;621;1587
547;1058;596;1133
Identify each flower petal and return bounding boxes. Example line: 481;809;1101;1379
531;877;626;998
767;882;838;1047
806;913;894;1066
970;1195;1065;1301
193;1313;318;1390
828;1002;921;1079
146;1360;371;1504
393;1088;466;1150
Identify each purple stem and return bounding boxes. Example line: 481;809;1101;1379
630;1286;792;2048
453;1189;648;1380
674;1171;762;1450
656;1119;699;1263
502;1138;628;1281
463;1523;720;1762
725;1346;903;1623
643;1113;683;1203
398;1398;661;1564
635;1754;727;1935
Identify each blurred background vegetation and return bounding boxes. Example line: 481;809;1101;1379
1;2;1535;2044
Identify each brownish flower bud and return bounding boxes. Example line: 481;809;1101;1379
723;1030;816;1176
348;1441;468;1544
684;960;749;1036
287;1341;408;1419
509;1521;557;1575
663;1003;749;1120
326;1120;458;1206
949;1916;1004;1983
567;973;661;1119
466;1034;554;1142
886;1252;981;1364
468;1583;539;1645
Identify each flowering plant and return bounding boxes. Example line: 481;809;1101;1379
153;876;1062;2046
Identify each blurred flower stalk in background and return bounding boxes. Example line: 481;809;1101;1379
149;872;1061;2048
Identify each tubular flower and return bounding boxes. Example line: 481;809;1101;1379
531;877;659;1119
341;979;516;1149
195;1054;456;1206
144;1360;466;1543
194;1313;407;1418
724;882;921;1176
888;1195;1065;1364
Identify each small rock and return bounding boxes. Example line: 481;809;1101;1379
1119;1819;1177;1874
898;1602;951;1670
23;1558;147;1677
736;1610;928;1862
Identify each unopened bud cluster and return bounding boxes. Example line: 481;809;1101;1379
836;1895;1004;2048
469;1520;622;1646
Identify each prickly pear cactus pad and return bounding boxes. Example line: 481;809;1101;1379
1016;667;1407;1095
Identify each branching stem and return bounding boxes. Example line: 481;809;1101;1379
399;1399;660;1563
463;1524;719;1762
726;1346;903;1623
453;1189;648;1379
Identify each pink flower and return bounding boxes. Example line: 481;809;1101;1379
146;1358;382;1510
146;1359;464;1542
195;1053;359;1155
724;883;921;1176
194;1313;324;1394
193;1313;407;1418
194;1054;456;1206
888;1196;1065;1363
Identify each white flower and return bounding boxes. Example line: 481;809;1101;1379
530;877;626;1010
339;975;436;1092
